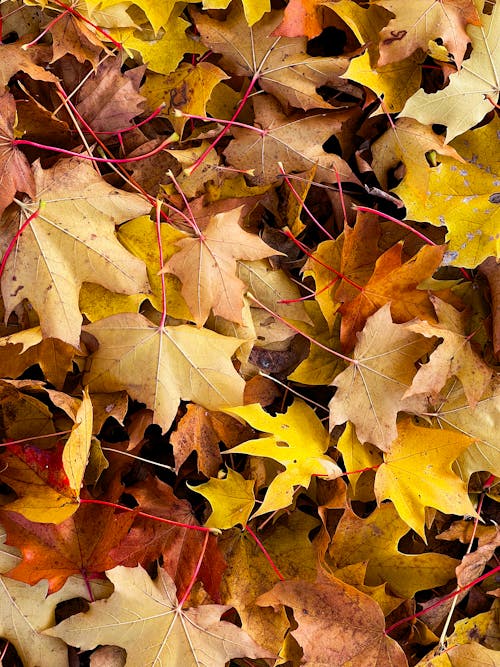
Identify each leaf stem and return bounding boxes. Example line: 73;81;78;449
277;162;335;240
12;135;178;164
0;204;43;280
384;564;500;635
247;292;356;365
178;531;209;607
188;72;261;173
78;498;211;532
244;523;285;581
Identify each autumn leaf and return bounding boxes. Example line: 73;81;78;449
109;475;226;601
0;326;76;389
84;313;246;432
338;242;446;351
224;94;360;185
194;4;350;111
162;207;279;326
430;378;500;479
371;117;464;194
343;49;424;113
400;0;499;141
375;0;480;68
220;511;319;654
396;117;500;267
75;58;146;133
141;61;228;137
328;504;459;598
374;417;477;539
257;575;408;666
329;304;434;450
171;403;254;476
405;295;492;406
45;565;274;665
0;91;35;217
0;487;135;593
0;524;112;667
49;9;106;67
0;390;92;523
189;467;256;530
0;158;151;347
224;399;342;516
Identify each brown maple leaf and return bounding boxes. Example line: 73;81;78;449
76;58;147;133
257;575;408;666
162;207;280;326
109;475;226;601
339;242;445;351
223;94;360;185
193;4;352;111
0;92;35;216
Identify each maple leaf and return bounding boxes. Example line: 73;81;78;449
371;117;464;194
112;11;205;76
374;417;476;539
108;475;226;601
49;9;106;67
220;511;319;653
257;575;408;666
141;61;228;137
338;242;446;351
75;58;146;133
0;489;135;593
189;468;256;530
336;422;383;493
273;0;324;38
400;0;499;141
224;399;342;517
398;116;500;267
429;378;500;479
329;504;459;598
194;4;351;111
329;304;434;450
162;207;279;326
45;565;274;665
171;404;253;476
405;296;492;406
343;50;424;113
224;94;360;185
0;158;151;347
375;0;480;68
0;326;76;389
0;564;110;667
0;390;92;523
0;91;35;217
84;313;246;433
0;43;59;89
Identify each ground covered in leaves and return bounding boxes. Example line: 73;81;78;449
0;0;499;666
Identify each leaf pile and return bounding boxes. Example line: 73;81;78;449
0;1;499;666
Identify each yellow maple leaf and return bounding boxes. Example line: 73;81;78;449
0;159;150;347
225;399;342;517
84;313;245;433
374;417;476;540
188;468;255;530
329;504;459;598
